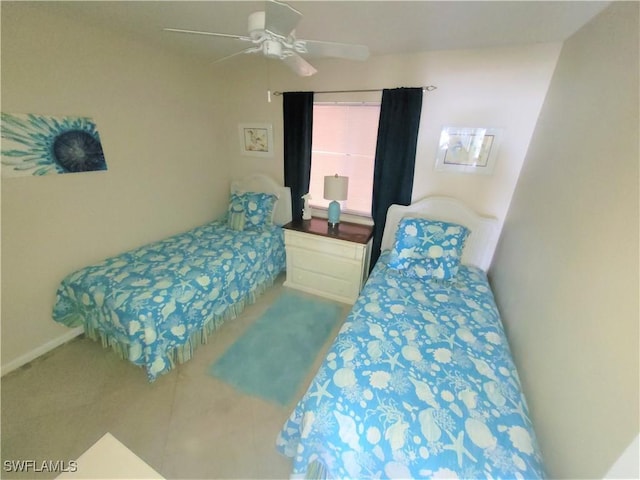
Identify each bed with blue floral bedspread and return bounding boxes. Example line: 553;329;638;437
52;175;291;381
276;197;546;479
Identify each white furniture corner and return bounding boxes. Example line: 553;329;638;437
57;433;164;479
284;217;373;304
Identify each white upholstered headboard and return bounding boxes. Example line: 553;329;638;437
230;174;292;226
381;196;500;271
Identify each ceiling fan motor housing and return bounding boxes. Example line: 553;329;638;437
263;39;283;58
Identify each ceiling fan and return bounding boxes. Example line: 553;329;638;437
163;0;369;76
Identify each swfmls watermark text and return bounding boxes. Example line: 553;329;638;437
3;460;78;474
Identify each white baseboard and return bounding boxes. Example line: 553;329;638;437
1;327;84;377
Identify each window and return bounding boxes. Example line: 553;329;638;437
308;103;380;217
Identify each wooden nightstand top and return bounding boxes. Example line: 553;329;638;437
283;217;374;245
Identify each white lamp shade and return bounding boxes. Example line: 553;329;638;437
324;175;349;201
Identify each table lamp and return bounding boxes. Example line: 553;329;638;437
324;174;349;227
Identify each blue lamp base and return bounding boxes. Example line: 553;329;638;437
328;200;341;227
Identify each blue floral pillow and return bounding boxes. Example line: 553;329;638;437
226;192;277;231
388;217;470;280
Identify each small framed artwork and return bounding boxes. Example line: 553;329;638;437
238;123;273;157
435;126;503;175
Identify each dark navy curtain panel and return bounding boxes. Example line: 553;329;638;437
283;92;314;222
370;87;423;268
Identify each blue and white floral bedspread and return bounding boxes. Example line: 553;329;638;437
276;251;546;479
52;220;285;381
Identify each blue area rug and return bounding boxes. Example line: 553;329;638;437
208;290;343;406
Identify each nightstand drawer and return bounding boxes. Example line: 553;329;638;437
288;246;360;281
285;230;360;260
288;267;359;300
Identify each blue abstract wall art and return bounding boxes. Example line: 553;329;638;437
1;113;107;177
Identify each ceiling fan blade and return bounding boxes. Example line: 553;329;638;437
282;53;317;77
163;28;250;42
264;0;302;38
212;47;257;65
298;39;370;61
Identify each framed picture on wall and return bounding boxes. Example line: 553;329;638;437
435;126;503;175
1;113;108;177
238;123;274;157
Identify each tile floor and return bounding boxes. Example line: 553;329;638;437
1;275;351;479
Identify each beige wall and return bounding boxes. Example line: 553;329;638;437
1;4;231;370
490;3;639;478
221;43;561;232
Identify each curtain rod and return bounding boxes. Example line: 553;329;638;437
272;86;437;96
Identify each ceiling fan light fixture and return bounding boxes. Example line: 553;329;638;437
248;11;265;40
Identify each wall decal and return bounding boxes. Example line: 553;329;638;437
1;113;107;177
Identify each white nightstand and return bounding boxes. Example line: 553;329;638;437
283;217;374;304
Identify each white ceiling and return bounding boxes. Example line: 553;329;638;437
33;1;610;61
